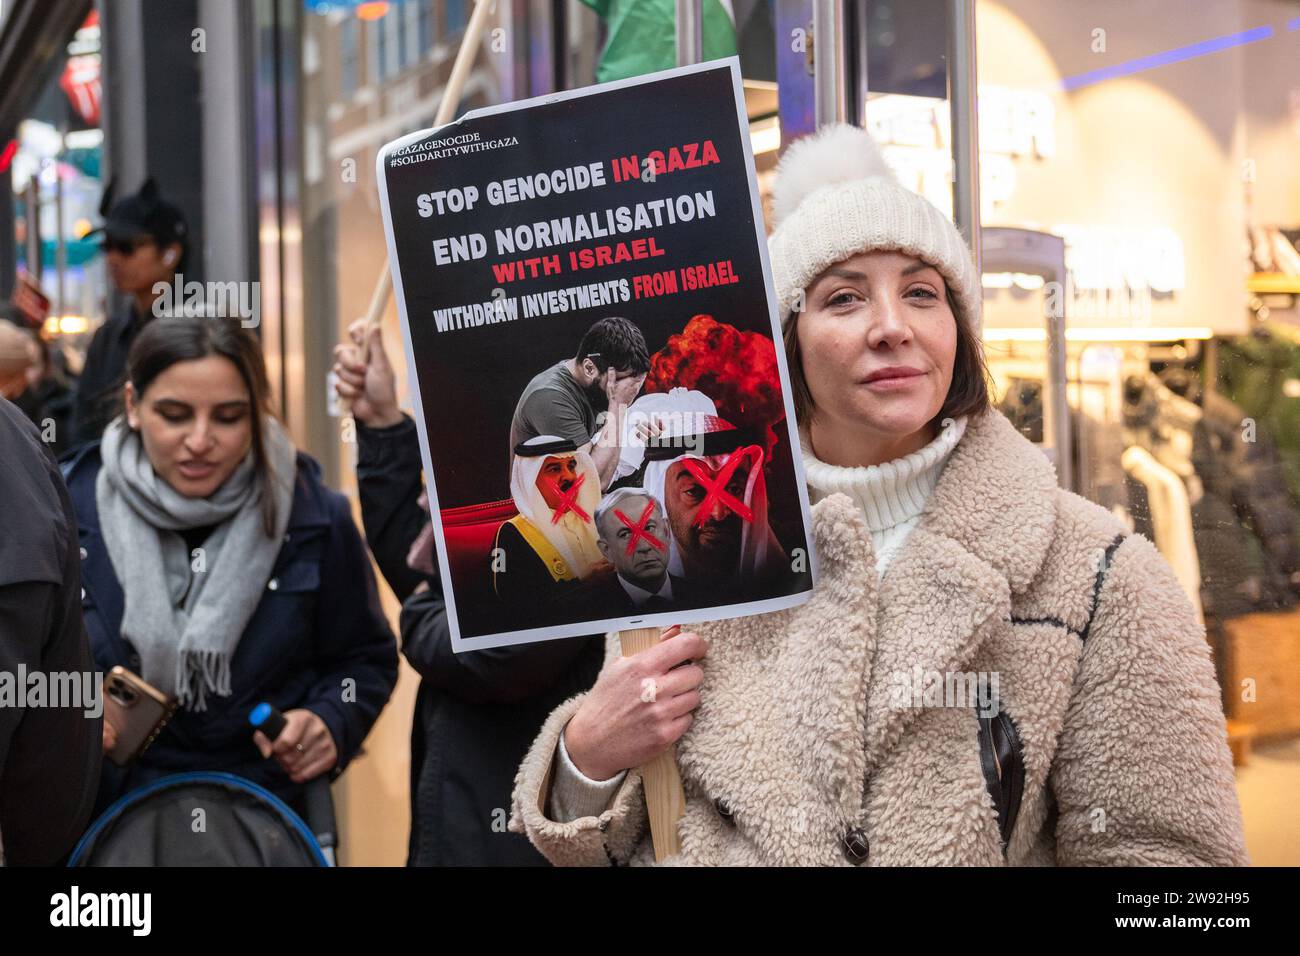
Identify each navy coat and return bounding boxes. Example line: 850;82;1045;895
63;442;398;813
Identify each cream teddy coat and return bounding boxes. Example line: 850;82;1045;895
509;408;1249;866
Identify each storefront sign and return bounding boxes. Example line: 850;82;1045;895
60;11;102;126
1055;224;1186;322
866;86;1056;212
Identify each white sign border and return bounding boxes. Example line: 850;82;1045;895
375;57;820;653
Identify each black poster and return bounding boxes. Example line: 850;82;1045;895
378;59;816;651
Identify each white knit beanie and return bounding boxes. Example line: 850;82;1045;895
767;123;982;338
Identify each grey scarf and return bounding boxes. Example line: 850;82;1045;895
95;416;296;710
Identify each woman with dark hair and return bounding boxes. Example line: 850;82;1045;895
510;124;1248;866
62;316;397;814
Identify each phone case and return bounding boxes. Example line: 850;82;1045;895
103;666;178;767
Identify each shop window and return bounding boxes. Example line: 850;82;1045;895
971;6;1300;840
392;1;408;73
403;0;421;65
446;0;468;36
370;13;387;83
418;0;437;53
340;17;358;96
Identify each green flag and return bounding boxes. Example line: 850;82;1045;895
581;0;738;83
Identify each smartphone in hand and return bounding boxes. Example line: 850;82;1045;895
102;666;177;767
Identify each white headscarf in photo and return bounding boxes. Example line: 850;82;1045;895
636;394;774;585
509;437;605;578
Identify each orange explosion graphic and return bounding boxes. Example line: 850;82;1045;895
645;314;786;456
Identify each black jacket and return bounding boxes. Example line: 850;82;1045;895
11;375;75;461
0;399;101;864
68;298;144;452
355;416;603;866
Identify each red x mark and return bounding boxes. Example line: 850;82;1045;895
614;500;667;556
681;449;755;527
545;471;590;524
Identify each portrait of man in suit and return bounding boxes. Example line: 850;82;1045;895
592;487;673;612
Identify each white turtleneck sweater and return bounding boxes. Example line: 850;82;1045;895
548;415;970;819
799;414;968;576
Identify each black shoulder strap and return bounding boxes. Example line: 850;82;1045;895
1080;532;1129;643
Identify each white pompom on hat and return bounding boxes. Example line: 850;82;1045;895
767;123;982;338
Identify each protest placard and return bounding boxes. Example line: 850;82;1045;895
377;58;816;652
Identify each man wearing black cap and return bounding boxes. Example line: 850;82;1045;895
68;178;189;450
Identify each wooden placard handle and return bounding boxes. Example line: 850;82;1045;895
619;626;686;861
342;0;496;412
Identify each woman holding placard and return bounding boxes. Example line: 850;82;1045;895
509;124;1248;866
